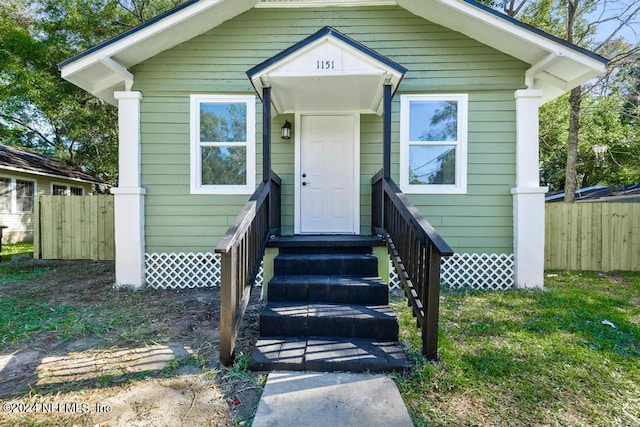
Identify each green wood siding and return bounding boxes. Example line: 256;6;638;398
133;6;527;254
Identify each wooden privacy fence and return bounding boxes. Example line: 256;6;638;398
34;195;115;260
545;202;640;271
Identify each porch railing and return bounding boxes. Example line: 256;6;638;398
215;172;281;365
372;169;453;360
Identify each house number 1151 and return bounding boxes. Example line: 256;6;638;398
316;60;335;70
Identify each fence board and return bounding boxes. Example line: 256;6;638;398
545;202;639;271
35;195;115;260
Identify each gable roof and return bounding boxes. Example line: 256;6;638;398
0;144;104;185
59;0;607;105
247;26;407;114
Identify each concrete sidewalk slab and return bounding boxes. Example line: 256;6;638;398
252;371;414;427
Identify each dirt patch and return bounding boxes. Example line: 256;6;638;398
600;272;632;286
0;259;264;426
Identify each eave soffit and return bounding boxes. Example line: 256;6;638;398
58;0;607;105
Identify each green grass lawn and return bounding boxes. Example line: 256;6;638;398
0;241;34;261
392;271;640;426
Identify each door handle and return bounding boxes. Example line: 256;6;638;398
302;181;309;186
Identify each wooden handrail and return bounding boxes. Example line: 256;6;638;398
372;169;453;360
372;169;452;256
216;172;281;365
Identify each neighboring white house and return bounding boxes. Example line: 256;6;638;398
58;0;607;290
0;144;103;242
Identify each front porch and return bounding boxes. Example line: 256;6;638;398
215;165;455;367
216;27;453;366
250;234;411;372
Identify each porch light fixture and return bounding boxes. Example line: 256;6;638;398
281;120;291;140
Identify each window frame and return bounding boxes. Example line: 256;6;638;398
189;94;256;195
400;94;468;194
51;183;85;196
0;177;11;213
15;179;35;213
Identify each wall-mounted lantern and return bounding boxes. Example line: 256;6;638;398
281;120;291;140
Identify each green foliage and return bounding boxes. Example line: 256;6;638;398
0;0;181;185
619;57;640;126
540;92;640;190
392;272;640;425
478;0;640;193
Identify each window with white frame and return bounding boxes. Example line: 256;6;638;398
52;183;84;196
400;94;468;194
0;178;10;213
0;177;36;213
16;180;34;212
190;95;256;194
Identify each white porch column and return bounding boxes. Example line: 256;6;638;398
511;89;548;289
111;91;146;288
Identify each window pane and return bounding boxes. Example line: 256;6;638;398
409;145;456;185
16;180;34;212
53;184;67;195
201;146;247;186
200;103;247;142
70;187;84;196
0;178;10;213
409;100;458;141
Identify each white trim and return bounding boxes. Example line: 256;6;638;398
514;90;544;189
294;112;360;234
111;187;146;288
400;94;468;194
257;0;398;7
511;88;546;289
112;91;145;288
512;191;546;289
399;0;606;71
189;94;256;195
59;0;605;107
60;0;243;78
511;187;548;195
0;175;37;214
99;57;134;91
248;33;405;115
51;182;85;196
0;165;100;185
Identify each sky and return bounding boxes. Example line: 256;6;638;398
587;0;639;44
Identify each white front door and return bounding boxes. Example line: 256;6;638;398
299;115;358;234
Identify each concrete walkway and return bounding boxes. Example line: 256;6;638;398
252;371;414;427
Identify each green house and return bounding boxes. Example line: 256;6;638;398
59;0;606;290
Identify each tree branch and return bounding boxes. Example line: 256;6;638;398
0;113;56;149
593;3;640;52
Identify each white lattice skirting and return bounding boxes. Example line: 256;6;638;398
145;252;512;291
145;253;264;289
389;253;515;291
145;253;221;289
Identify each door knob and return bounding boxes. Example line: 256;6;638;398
302;181;308;186
302;173;307;178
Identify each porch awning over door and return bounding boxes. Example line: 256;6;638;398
247;27;406;115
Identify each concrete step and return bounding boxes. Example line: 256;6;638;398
259;302;399;340
252;372;414;427
249;336;412;373
274;253;379;277
267;275;389;305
